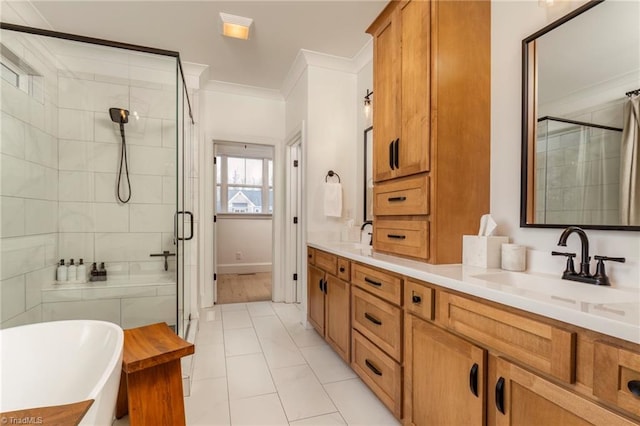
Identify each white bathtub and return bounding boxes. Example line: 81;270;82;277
0;320;124;425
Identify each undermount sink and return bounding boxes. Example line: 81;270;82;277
472;271;634;305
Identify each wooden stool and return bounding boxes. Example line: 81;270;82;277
115;322;195;426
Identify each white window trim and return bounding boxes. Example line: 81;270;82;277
216;154;273;215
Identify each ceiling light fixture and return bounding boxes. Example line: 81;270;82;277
538;0;555;7
219;12;253;40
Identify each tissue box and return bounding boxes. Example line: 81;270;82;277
462;236;509;268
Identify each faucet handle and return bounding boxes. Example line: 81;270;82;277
551;251;577;275
592;256;625;286
594;255;626;263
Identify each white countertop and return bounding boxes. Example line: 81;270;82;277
308;240;640;344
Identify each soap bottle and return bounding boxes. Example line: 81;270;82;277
56;259;67;282
77;258;87;283
67;258;77;282
90;262;98;282
99;262;107;281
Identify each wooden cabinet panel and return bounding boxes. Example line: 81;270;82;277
396;0;430;179
337;258;350;282
325;275;351;363
438;291;576;383
404;314;485;426
315;250;337;276
352;330;402;418
593;341;640;418
307;264;325;335
404;279;434;321
490;356;637;426
371;9;399;183
351;263;402;305
352;286;402;361
374;174;429;216
307;247;315;265
374;218;428;260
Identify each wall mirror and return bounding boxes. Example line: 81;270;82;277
364;126;373;222
521;0;640;230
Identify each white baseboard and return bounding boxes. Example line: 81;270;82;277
218;263;272;275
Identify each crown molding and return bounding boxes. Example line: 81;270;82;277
203;79;284;101
181;61;209;90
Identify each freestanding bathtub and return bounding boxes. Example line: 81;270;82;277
0;320;124;425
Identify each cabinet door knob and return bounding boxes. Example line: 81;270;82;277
319;279;323;292
412;294;422;304
323;279;328;294
364;312;382;325
495;377;506;414
339;266;345;273
308;254;312;259
365;359;383;376
628;380;640;397
469;363;479;397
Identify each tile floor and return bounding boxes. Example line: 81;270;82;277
116;301;400;425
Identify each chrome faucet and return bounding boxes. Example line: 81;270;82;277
552;226;625;286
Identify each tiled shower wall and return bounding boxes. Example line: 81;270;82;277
56;71;177;280
535;101;623;225
1;34;59;327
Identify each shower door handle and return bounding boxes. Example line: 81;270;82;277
175;211;194;241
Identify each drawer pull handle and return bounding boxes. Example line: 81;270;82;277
364;277;382;287
628;380;640;397
339;266;345;273
365;359;383;376
394;138;399;169
387;234;406;240
364;312;382;325
412;293;422;304
495;377;506;414
388;196;407;202
469;363;479;397
389;141;395;170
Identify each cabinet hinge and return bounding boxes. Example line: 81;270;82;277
214;273;217;281
214;215;217;223
214;157;217;165
293;273;298;281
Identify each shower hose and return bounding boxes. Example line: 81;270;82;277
117;123;132;203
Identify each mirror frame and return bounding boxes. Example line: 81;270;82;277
364;125;373;222
520;0;640;231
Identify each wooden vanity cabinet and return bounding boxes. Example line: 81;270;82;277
307;250;351;362
367;0;491;264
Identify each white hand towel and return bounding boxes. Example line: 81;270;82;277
324;182;342;217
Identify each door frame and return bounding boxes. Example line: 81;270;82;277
285;128;304;303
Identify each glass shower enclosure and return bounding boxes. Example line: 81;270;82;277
0;23;195;338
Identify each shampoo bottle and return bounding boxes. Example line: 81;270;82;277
56;259;67;282
77;258;87;283
67;258;77;282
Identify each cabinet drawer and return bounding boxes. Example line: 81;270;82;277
374;174;429;216
315;250;337;276
307;247;315;265
593;341;640;417
404;279;434;321
352;330;402;419
374;218;428;260
337;258;350;282
352;286;402;361
438;291;575;383
352;263;402;305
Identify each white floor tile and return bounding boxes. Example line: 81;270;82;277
271;364;337;422
273;303;304;327
192;343;226;380
289;412;347;425
222;309;253;330
247;301;277;317
196;320;224;345
224;327;261;357
184;377;230;426
287;322;327;348
254;316;306;369
221;302;247;312
229;393;289;426
300;345;357;384
324;378;400;426
226;353;276;400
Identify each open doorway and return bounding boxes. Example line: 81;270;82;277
214;141;274;304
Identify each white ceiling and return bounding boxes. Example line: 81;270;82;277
26;1;387;90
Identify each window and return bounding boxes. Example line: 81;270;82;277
216;155;273;215
1;44;44;103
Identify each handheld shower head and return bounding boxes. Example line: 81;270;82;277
109;107;129;124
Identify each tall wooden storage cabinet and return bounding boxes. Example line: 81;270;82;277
367;0;491;264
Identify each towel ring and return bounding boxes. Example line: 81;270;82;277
325;170;341;183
